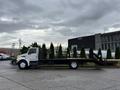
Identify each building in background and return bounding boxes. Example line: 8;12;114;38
68;31;120;51
68;35;95;50
0;48;20;57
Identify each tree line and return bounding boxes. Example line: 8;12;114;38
20;42;120;59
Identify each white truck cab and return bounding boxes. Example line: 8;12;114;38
17;47;39;69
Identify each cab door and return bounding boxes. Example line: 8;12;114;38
27;48;38;61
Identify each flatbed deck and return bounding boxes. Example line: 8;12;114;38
29;58;100;66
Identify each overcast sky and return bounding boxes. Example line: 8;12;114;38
0;0;120;48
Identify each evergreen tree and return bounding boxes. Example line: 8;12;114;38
57;44;63;58
31;42;39;47
115;47;120;59
73;47;77;58
106;48;112;59
49;43;55;59
66;47;70;58
41;44;47;59
38;45;41;59
80;48;86;58
98;48;102;60
20;45;29;54
89;48;94;59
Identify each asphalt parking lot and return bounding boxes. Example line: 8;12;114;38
0;61;120;90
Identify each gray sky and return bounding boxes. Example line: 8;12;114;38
0;0;120;48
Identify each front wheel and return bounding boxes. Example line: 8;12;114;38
69;61;78;69
18;60;28;69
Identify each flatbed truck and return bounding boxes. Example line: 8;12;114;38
17;47;102;69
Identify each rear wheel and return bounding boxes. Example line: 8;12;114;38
69;61;78;69
18;60;28;69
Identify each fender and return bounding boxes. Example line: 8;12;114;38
17;56;30;66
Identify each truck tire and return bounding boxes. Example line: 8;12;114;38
18;60;28;70
69;61;78;69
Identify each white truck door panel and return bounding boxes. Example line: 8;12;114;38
27;48;38;61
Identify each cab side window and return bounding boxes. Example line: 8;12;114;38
28;49;36;54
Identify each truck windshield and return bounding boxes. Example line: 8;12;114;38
28;48;36;54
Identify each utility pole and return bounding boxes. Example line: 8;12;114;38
19;39;22;49
11;43;15;56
